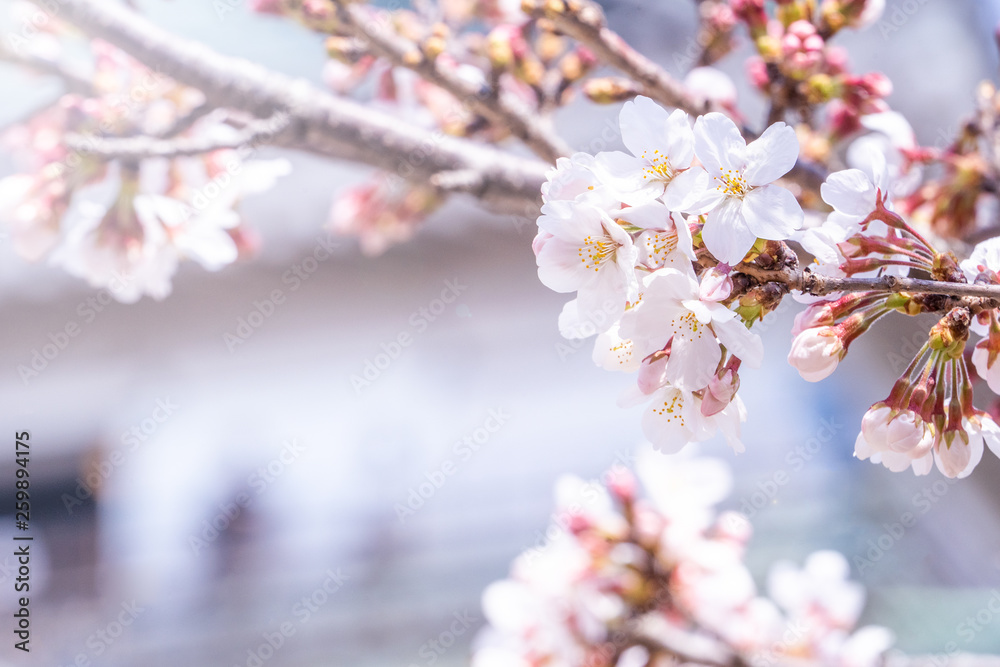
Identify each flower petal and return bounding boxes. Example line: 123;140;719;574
702;199;757;265
713;317;764;368
821;169;876;218
744;122;799;185
741;185;803;239
694;112;746;174
662;167;709;212
642;387;693;453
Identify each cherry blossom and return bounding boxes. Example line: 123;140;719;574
687;112;804;265
593;97;705;208
535;198;639;333
620;268;763;391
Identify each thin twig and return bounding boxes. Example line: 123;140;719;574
64;112;291;159
330;0;571;163
522;0;706;114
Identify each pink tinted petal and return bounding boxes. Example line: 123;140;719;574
536;239;591;292
934;437;980;478
744;122;799;185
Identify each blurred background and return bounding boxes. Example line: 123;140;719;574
1;0;1000;665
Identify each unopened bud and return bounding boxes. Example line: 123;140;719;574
584;77;640;104
537;30;565;62
701;368;741;417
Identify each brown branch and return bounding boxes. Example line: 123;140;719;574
33;0;550;214
330;0;570;163
64;112;291;159
729;262;1000;315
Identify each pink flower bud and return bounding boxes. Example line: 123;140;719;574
787;326;844;382
249;0;283;13
791;302;836;336
605;467;637;503
701;369;740;417
700;264;733;302
746;57;770;90
787;20;817;41
802;34;825;52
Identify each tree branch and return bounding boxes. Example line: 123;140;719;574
0;42;94;95
64;112;291;160
331;0;571;163
37;0;550;214
522;0;706;115
732;262;1000;313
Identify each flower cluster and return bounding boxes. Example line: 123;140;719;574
733;0;890;144
472;447;894;667
0;34;289;301
534;96;805;453
789;161;1000;477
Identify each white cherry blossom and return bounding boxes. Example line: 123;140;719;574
620;268;763;391
619;382;747;453
593;96;706;208
535;198;639;333
687;112;804;265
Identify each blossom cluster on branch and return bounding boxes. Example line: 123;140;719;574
0;4;291;300
532;91;1000;478
473;447;894;667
